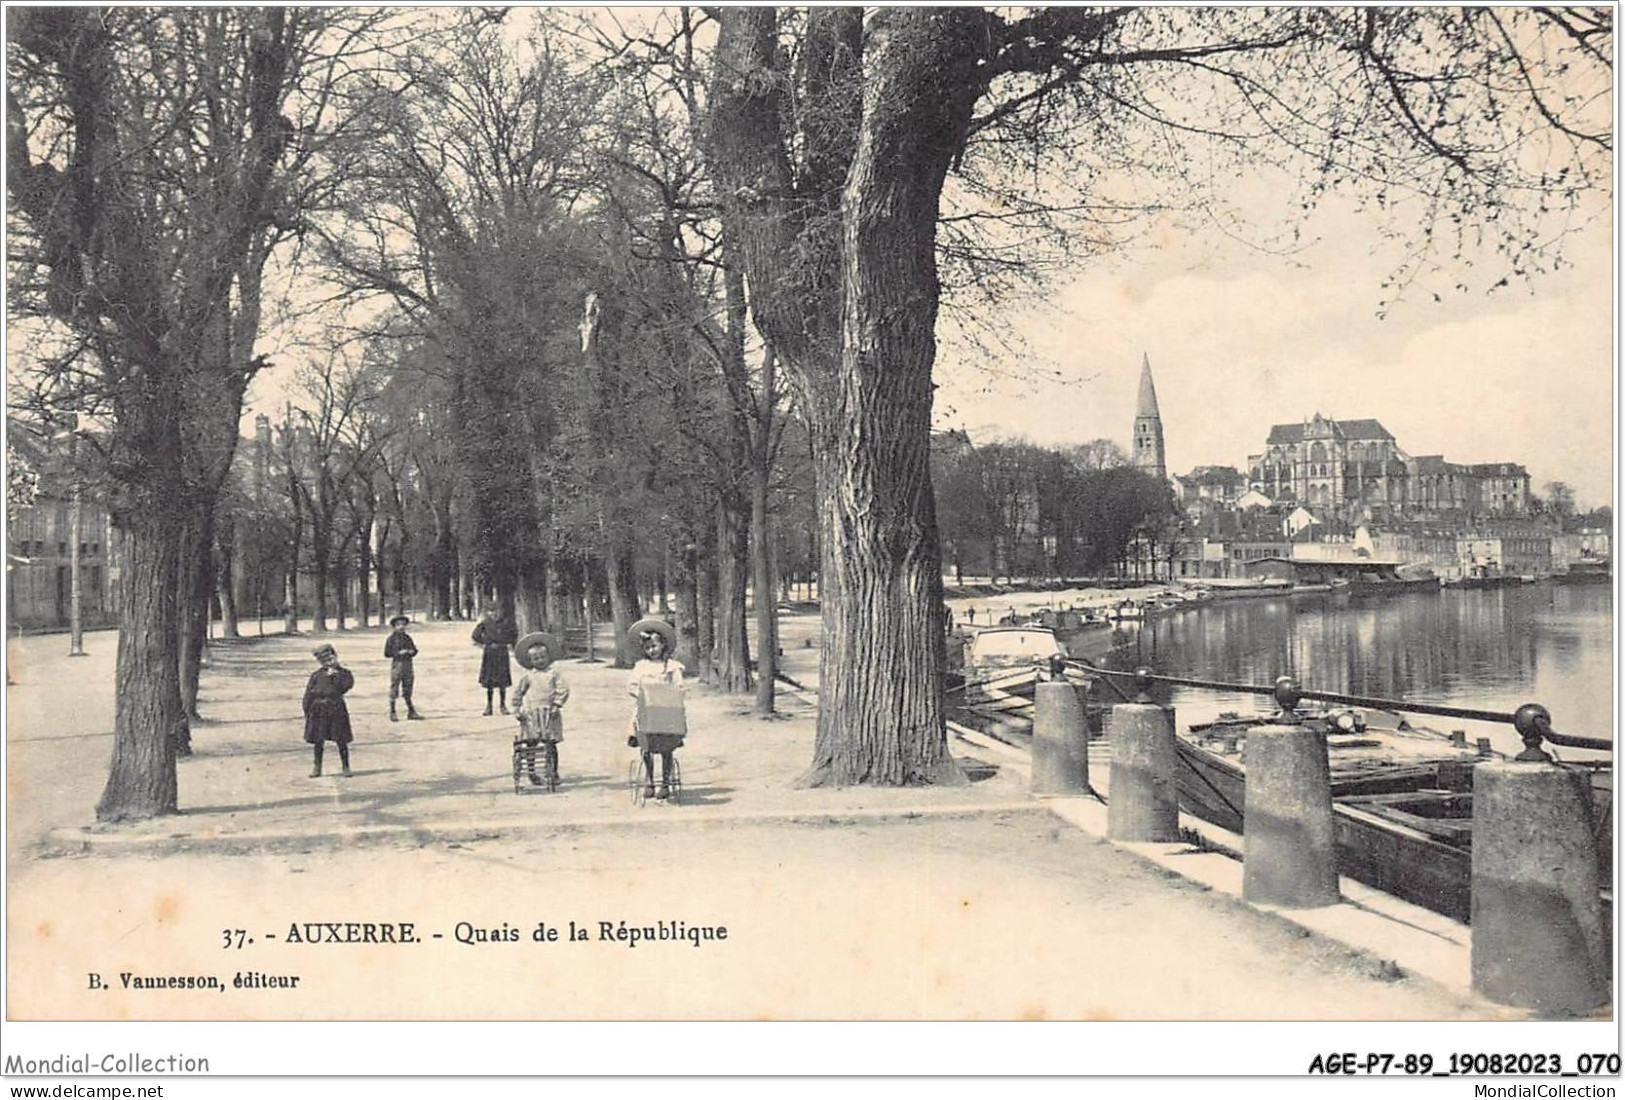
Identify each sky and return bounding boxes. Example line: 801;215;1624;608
934;190;1615;511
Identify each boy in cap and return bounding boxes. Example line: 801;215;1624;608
303;643;355;778
383;614;423;721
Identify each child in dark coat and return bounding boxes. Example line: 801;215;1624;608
472;608;516;715
303;643;355;778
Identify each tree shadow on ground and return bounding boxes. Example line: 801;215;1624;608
181;771;489;825
671;784;735;807
179;730;484;754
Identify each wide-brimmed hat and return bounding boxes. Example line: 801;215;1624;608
515;631;562;670
628;617;676;653
389;614;412;628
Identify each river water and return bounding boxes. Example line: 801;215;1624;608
1092;583;1614;760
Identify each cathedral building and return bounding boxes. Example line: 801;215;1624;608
1246;413;1530;521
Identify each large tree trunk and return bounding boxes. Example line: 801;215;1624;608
215;538;240;639
334;540;350;630
696;531;716;673
709;8;978;782
750;461;778;714
427;507;453;619
543;559;562;631
231;519;251;630
673;536;700;673
310;520;331;632
800;13;981;785
374;517;391;621
284;507;301;635
712;490;752;692
177;506;215;737
516;549;547;634
356;517;372;628
605;542;636;669
97;510;182;821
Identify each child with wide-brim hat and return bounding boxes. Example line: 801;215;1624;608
625;618;683;800
511;631;569;786
383;615;423;721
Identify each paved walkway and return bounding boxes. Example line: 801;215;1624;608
9;614;1038;856
2;613;1545;1022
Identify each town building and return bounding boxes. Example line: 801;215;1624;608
1552;530;1611;573
1468;462;1532;516
6;422;118;631
1175;465;1247;514
1457;533;1552;579
1244;413;1531;524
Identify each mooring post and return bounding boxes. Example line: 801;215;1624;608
1107;667;1179;841
1471;704;1609;1015
1031;675;1089;795
1242;676;1340;908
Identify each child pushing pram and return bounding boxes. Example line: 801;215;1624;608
626;618;685;803
511;631;569;791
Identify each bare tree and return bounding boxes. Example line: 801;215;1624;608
8;8;404;818
312;12;609;633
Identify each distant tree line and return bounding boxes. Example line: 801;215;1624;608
933;433;1178;583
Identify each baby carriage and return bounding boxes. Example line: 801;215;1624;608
628;682;685;806
513;704;559;793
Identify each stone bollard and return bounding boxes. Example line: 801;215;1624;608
1471;755;1608;1015
1107;684;1180;841
1030;681;1090;795
1242;720;1340;908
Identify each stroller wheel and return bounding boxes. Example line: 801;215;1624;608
628;756;646;806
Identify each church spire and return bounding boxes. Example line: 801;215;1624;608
1136;352;1161;419
1132;353;1166;480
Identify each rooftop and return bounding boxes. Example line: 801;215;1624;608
1266;417;1395;445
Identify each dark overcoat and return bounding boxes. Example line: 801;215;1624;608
472;618;516;688
302;666;355;744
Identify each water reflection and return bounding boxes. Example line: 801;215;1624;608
1101;584;1613;754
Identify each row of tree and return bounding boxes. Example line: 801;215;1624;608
7;7;1609;818
933;433;1179;582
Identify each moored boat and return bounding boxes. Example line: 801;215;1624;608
951;625;1103;736
1175;711;1611;922
1558;557;1612;584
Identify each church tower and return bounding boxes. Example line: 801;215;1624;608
1132;353;1166;480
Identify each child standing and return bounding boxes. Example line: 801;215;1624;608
471;607;516;715
303;643;355;778
626;618;684;801
383;614;423;722
511;631;569;787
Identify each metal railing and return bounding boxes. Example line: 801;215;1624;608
1059;658;1612;763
